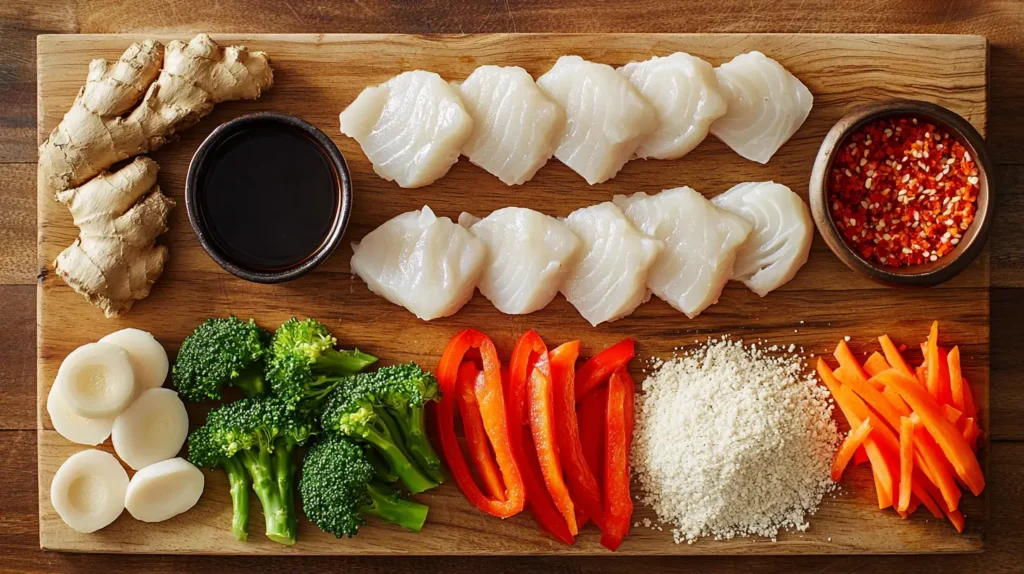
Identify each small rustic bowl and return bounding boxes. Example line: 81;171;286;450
809;100;993;287
186;112;352;284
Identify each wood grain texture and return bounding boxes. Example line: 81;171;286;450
35;33;989;555
0;164;37;285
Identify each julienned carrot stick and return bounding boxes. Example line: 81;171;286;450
908;413;962;512
925;321;941;400
948;346;965;412
879;335;915;378
882;386;912;417
832;417;875;481
963;418;980;452
910;470;944;518
834;340;872;386
864;352;891;377
945;507;966;533
962;377;978;419
832;348;904;433
873;471;892;509
943;405;963;425
853;447;869;466
898;417;914;512
875;369;986;496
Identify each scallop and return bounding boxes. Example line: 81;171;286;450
111;388;189;470
711;181;813;296
709;51;813;164
50;449;128;533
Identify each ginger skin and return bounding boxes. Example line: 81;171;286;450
41;34;274;317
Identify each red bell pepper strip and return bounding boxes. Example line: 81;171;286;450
550;340;606;531
456;362;505;502
601;367;635;551
436;329;524;518
509;330;578;540
575;387;607;528
574;339;635;402
520;426;575;545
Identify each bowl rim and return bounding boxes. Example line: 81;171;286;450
808;99;993;287
185;111;353;284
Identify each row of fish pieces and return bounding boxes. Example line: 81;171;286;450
349;182;812;325
338;51;812;188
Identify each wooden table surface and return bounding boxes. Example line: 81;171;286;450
2;1;1023;572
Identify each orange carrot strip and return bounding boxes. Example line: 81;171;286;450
873;470;892;509
879;335;915;378
948;346;965;412
915;364;927;385
962;418;980;452
853;446;869;466
945;507;966;533
910;471;944;519
943;405;962;425
925;321;941;400
833;352;904;433
876;369;985;496
882;386;912;417
834;340;872;386
898;417;914;512
832;417;875;481
864;352;891;377
908;413;962;512
962;377;978;419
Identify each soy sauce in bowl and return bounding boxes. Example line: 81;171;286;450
187;113;352;283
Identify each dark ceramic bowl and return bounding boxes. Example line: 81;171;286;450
809;100;993;287
186;112;352;283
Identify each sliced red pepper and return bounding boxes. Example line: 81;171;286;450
520;426;575;545
509;330;578;540
574;338;635;402
550;340;605;531
576;387;606;528
601;367;635;551
436;329;524;518
456;362;505;502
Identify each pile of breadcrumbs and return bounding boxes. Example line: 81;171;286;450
632;338;839;544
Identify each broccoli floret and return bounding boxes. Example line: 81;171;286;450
172;316;270;401
300;434;429;538
321;377;439;494
188;396;315;545
266;318;378;410
355;363;444;483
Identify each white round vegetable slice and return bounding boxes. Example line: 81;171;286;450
112;388;189;470
99;328;169;390
125;457;205;522
50;449;128;533
55;342;136;418
47;383;114;446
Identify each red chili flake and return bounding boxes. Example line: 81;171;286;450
828;116;979;268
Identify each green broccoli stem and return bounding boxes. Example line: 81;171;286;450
313;349;378;374
389;405;445;484
363;482;429;532
363;420;438;495
234;366;266;397
301;375;347;405
364;446;400;483
272;444;298;538
223;457;251;542
239;449;295;545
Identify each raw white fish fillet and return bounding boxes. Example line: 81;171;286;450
614;187;752;318
350;206;485;321
618;52;728;160
460;207;581;315
339;70;473;188
560;203;662;326
712;181;813;297
536;56;658;185
709;51;813;164
454;66;565;185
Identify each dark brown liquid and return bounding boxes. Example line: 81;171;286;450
198;124;339;271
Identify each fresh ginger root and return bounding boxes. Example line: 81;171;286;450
55;158;174;317
41;34;274;317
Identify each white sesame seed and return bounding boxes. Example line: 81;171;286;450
860;158;867;167
930;255;938;261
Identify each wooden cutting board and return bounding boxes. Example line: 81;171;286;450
37;33;989;555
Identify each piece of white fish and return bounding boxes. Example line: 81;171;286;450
709;51;813;164
350;206;485;321
711;181;813;297
618;52;728;160
454;66;565;186
614;187;752;318
537;56;658;185
339;70;473;188
560;202;662;326
459;207;580;315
